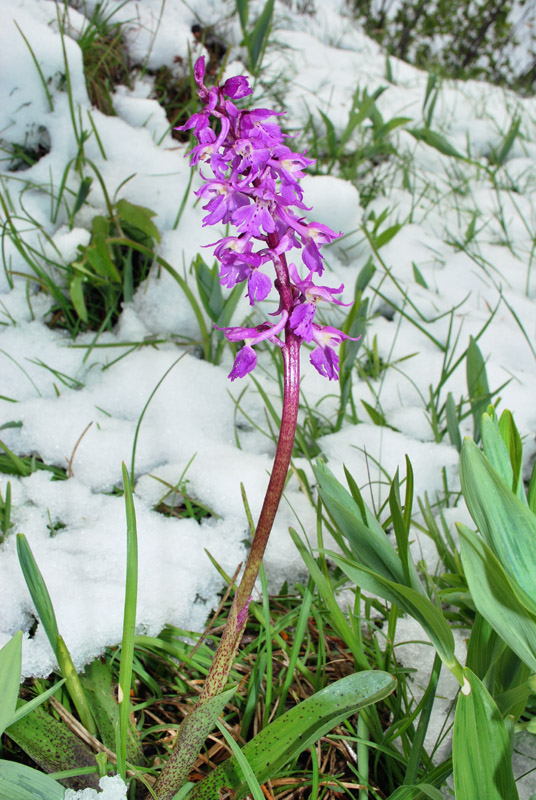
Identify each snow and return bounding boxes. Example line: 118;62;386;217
1;0;536;795
64;774;127;800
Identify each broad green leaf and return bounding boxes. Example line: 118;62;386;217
465;613;504;679
460;439;536;615
330;553;459;674
458;525;536;671
116;198;160;242
480;412;514;491
453;668;518;800
313;461;406;586
406;127;464;159
186;671;396;799
0;760;65;800
0;631;22;737
7;701;99;790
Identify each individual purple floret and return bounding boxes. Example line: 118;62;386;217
176;56;357;381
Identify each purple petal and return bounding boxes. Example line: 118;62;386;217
223;76;252;99
289;302;316;341
247;269;272;304
310;345;340;380
229;345;257;380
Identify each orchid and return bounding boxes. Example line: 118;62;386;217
153;57;357;800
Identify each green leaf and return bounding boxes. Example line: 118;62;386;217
81;659;142;763
6;679;66;729
72;176;93;216
16;534;96;735
69;274;88;322
377;116;412;138
466;336;490;442
236;0;249;31
16;534;60;654
186;671;396;799
6;701;99;791
412;262;428;288
117;463;139;779
89;234;121;282
498;409;524;501
445;392;461;452
330;553;459;674
453;668;518;800
215;719;264;800
313;461;406;585
0;632;22;737
374;222;402;249
318;109;338;158
115;198;160;242
0;760;65;800
460;439;536;615
406;127;465;159
465;613;504;679
0;441;32;477
248;0;274;74
154;686;237;800
387;785;444;800
458;524;536;672
490;116;520;166
193;256;223;322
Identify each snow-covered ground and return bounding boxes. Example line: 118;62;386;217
1;0;536;792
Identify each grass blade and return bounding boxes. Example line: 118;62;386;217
117;463;139;779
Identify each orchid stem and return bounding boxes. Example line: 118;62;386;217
151;325;300;800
